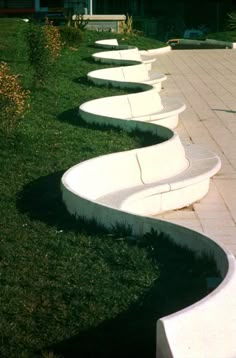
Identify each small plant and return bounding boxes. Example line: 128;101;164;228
59;25;83;47
227;12;236;30
26;23;50;83
41;350;58;358
25;20;62;84
122;14;133;34
43;18;62;61
73;13;89;30
0;62;29;134
66;10;88;30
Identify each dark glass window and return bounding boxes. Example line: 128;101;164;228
40;0;63;7
40;0;48;6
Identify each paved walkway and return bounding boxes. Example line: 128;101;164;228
152;49;236;256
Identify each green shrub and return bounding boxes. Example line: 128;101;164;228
122;14;133;34
25;21;62;84
72;14;89;30
228;12;236;30
26;23;50;83
0;62;29;134
43;18;62;61
59;25;83;47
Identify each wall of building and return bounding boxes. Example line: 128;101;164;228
93;0;236;34
1;0;235;34
0;0;34;8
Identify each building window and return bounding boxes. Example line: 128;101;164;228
1;0;34;7
40;0;63;7
40;0;47;6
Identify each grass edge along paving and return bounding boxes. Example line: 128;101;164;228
0;18;220;358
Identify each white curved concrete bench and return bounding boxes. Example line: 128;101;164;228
92;48;156;70
61;40;236;357
88;63;166;92
95;38;172;55
97;144;221;216
156;237;236;358
61;177;236;358
79;87;186;130
93;47;141;64
95;38;119;49
139;46;172;55
61;142;236;358
62;131;220;218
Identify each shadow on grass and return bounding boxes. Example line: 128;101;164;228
57;108;124;129
17;171;74;230
45;286;158;358
16;171;125;237
72;76;140;93
16;171;106;237
57;109;162;147
57;107;80;127
43;232;215;358
73;75;90;86
81;56;116;66
57;108;122;129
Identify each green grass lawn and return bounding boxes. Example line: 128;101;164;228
0;19;220;357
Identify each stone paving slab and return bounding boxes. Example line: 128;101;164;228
152;49;236;256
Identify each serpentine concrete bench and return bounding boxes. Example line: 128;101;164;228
61;40;236;357
95;38;172;55
62;158;236;358
95;38;119;48
92;48;156;69
61;127;236;358
79;87;186;130
88;63;166;92
97;144;221;216
61;130;221;219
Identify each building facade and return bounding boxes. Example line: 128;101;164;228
1;0;236;37
0;1;91;16
93;0;236;35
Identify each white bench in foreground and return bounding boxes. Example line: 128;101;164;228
88;63;166;92
62;167;236;358
156;237;236;358
62;158;236;358
61;127;236;358
79;87;186;130
61;130;221;219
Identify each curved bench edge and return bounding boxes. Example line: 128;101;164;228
156;249;236;358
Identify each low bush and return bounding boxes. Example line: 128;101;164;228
0;62;29;134
59;25;83;47
228;12;236;30
25;20;62;84
122;14;133;34
43;18;62;61
72;14;89;30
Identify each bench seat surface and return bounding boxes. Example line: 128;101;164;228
96;145;221;211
